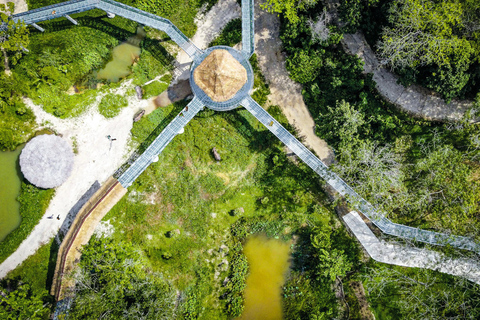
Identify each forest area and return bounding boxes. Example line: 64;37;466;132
1;0;480;319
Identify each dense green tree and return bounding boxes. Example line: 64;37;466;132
0;3;29;73
0;283;49;320
261;0;318;24
69;236;176;320
364;265;480;320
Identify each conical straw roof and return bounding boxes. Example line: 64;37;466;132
193;49;247;102
20;134;74;189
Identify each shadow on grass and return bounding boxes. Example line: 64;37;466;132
28;12;174;67
114;102;186;178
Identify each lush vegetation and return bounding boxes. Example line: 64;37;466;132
209;19;242;47
339;0;480;102
68;236;177;319
0;183;55;264
0;240;57;319
61;100;366;319
280;2;480;239
142;79;169;99
98;93;128;118
363;262;480;319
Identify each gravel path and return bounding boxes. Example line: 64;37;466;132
341;33;476;122
323;0;477;123
254;1;334;164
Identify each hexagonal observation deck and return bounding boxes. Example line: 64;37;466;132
190;46;254;111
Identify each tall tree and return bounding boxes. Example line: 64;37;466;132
0;2;29;74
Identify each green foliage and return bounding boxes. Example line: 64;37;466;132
137;0;203;38
260;0;318;24
209;19;242;47
249;54;270;106
223;239;247;317
286;49;323;84
0;183;54;264
132;49;172;86
142;80;168;99
98;93;128;118
0;283;49;320
5;239;57;297
0;99;35;151
364;264;480;320
69;236;176;320
0;3;29;67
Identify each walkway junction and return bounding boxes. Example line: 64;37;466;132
3;0;479;311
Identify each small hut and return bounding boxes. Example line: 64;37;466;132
20;134;74;189
193;49;247;102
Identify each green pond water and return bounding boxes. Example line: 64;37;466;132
239;235;291;320
97;26;145;82
0;147;23;241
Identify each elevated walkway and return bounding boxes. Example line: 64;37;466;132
240;96;480;252
51;176;127;301
344;211;480;284
118;97;205;187
3;0;202;61
241;0;254;58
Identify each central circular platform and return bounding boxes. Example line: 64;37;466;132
190;46;254;111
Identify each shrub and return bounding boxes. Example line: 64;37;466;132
142;81;168;99
98;93;128;118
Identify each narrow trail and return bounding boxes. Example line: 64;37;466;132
253;1;334;164
323;0;476;122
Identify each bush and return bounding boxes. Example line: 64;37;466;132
209;19;242;47
142;81;168;99
98;93;128;118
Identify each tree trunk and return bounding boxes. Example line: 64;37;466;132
1;48;11;75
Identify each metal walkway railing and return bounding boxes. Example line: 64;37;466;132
240;96;480;252
241;0;254;58
118;97;204;188
3;0;202;61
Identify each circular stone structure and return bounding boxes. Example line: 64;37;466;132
20;134;74;189
190;46;254;111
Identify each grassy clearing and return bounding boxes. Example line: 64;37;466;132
98;93;129;118
99;101;357;318
0;183;55;264
142;80;169;99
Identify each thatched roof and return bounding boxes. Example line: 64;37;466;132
193;49;247;102
20;134;74;189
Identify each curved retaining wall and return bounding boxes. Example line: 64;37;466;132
50;177;127;301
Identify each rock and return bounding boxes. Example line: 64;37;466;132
133;110;145;122
212;147;221;161
135;85;143;100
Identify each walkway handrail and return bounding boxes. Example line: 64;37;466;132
2;0;202;61
240;96;480;252
117;97;205;188
241;0;254;58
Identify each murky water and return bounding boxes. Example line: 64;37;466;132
97;43;141;82
0;147;23;241
239;235;291;320
97;26;145;82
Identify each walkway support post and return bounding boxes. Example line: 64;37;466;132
64;14;78;25
31;23;44;32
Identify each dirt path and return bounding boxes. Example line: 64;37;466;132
341;33;476;122
0;81;146;279
253;1;334;164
